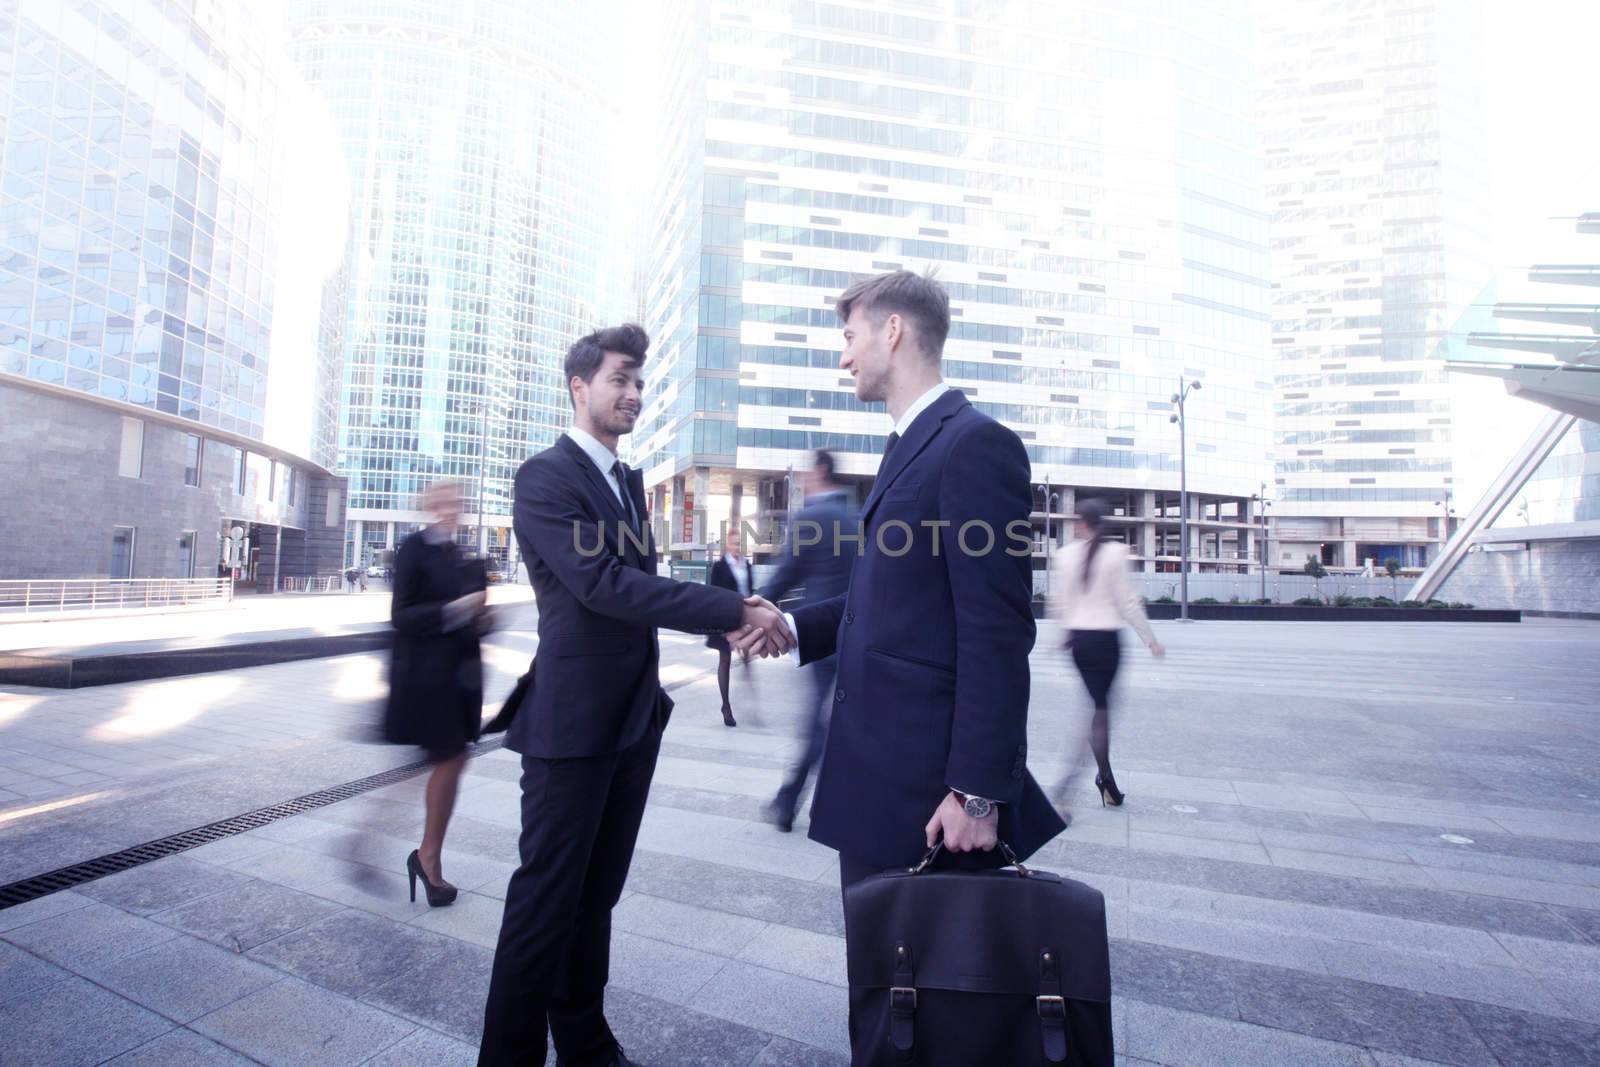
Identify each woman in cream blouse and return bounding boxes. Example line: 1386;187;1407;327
1047;498;1164;809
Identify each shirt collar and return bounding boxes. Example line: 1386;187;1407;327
893;381;950;437
567;426;620;475
421;524;453;546
723;553;744;568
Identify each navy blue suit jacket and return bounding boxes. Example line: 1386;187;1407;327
506;435;745;758
792;389;1067;867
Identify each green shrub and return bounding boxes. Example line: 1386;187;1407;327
1449;601;1475;609
1401;599;1425;608
1228;595;1241;605
1292;596;1322;606
1333;594;1356;607
1372;596;1397;607
1250;597;1273;605
1194;597;1221;605
1351;597;1375;608
1426;599;1449;610
1152;595;1176;604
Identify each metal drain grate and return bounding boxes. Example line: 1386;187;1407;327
0;736;505;909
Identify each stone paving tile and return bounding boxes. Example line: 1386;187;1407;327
75;856;252;916
222;843;369;892
363;937;493;1045
1228;964;1497;1066
748;1035;851;1067
0;938;72;1000
2;900;178;972
1125;906;1328;972
1453;1000;1600;1067
689;960;850;1055
99;1029;260;1065
1122;999;1372;1067
613;892;771;957
626;849;846;938
1311;938;1564;1019
0;974;174;1067
191;975;417;1067
74;932;283;1024
246;909;456;999
0;888;93;933
609;930;730;1006
733;922;847;988
153;877;347;952
361;1027;482;1067
605;986;778;1067
406;889;506;948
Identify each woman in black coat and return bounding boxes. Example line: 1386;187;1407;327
383;480;489;906
706;528;754;727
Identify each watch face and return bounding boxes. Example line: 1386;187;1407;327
964;796;992;819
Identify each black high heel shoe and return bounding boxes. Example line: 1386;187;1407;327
1095;774;1126;808
721;705;737;727
407;849;458;907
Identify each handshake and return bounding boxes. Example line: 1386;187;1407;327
723;596;795;660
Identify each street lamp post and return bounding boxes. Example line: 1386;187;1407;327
1036;474;1058;598
1253;482;1273;602
1431;489;1456;556
1170;377;1202;621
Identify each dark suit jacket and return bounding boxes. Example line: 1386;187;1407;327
791;389;1067;868
506;434;745;758
383;531;486;756
708;555;753;597
761;489;859;609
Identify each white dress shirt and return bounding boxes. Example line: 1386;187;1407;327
566;426;625;506
724;553;751;597
1047;538;1159;649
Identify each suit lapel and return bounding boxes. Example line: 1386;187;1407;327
859;389;968;527
557;434;629;524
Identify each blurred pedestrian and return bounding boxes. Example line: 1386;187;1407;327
761;449;857;832
1047;497;1164;811
382;479;491;906
706;527;755;726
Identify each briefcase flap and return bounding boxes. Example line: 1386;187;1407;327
844;868;1110;1003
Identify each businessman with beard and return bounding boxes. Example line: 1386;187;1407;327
479;325;791;1067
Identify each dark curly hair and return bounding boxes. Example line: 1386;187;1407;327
564;324;650;408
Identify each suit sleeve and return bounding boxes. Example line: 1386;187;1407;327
516;460;745;633
790;592;846;665
759;520;806;602
390;539;445;637
937;420;1035;806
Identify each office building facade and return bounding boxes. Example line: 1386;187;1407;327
634;0;1276;587
282;0;617;569
0;0;347;585
1258;0;1492;574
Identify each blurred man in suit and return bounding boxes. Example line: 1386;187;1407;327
760;449;858;832
479;324;791;1067
735;271;1065;889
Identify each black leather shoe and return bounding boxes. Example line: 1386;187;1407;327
763;800;794;833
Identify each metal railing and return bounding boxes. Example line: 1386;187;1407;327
0;578;234;615
280;575;345;593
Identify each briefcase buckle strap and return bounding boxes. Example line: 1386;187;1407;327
1039;948;1069;1063
890;986;918;1012
1036;994;1066;1019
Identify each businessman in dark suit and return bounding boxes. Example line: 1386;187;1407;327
479;324;791;1067
734;272;1065;898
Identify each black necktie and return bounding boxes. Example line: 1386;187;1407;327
610;461;638;531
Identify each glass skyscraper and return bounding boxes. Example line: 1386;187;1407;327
0;0;350;585
282;0;618;569
1258;0;1492;573
0;0;320;444
635;0;1275;582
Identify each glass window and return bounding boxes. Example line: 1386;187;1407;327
287;466;297;506
235;447;247;494
268;460;277;502
111;526;135;579
118;416;143;478
183;433;202;486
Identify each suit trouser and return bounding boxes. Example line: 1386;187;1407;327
478;729;662;1067
773;655;836;817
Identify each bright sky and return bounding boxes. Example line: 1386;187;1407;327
265;1;1599;509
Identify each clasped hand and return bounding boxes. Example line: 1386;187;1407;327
723;595;794;659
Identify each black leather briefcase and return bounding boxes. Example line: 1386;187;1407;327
843;843;1112;1066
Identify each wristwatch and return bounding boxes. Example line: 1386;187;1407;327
953;790;994;819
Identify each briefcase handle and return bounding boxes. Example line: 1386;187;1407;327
910;838;1032;878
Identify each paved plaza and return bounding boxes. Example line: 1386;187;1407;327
1;609;1598;1066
